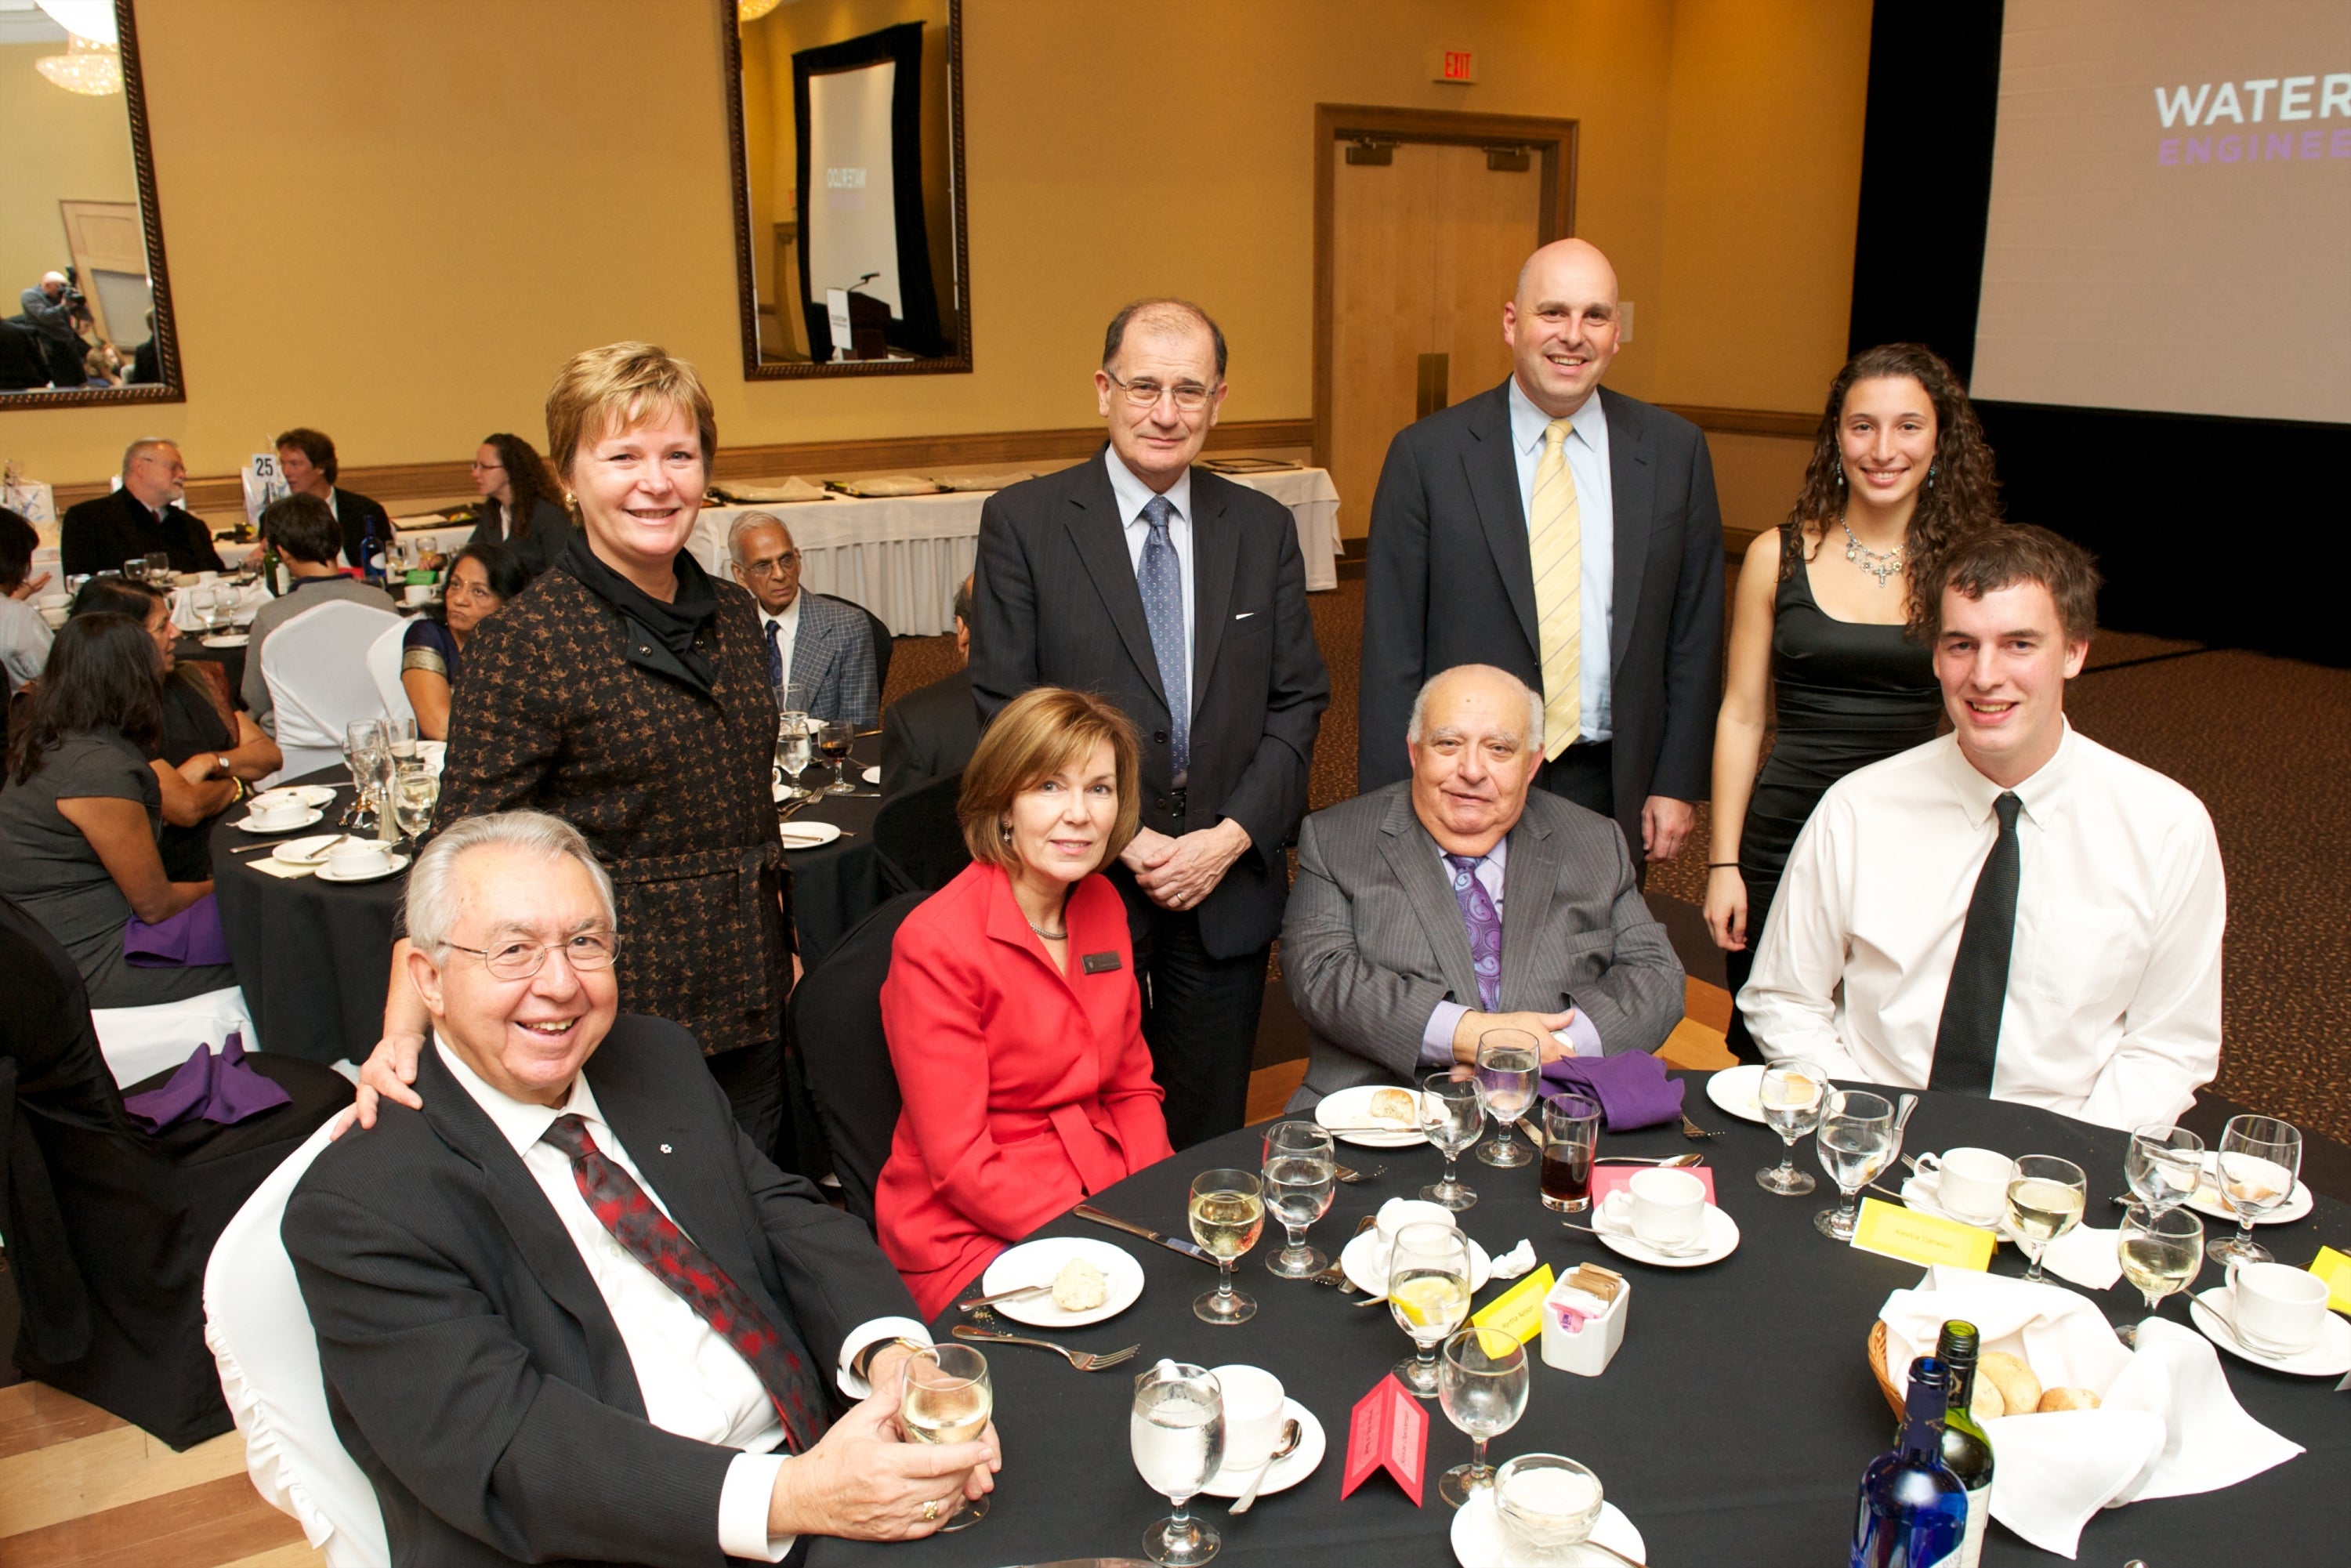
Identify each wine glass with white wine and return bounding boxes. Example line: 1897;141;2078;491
1131;1360;1225;1566
897;1345;991;1531
1387;1222;1472;1398
1473;1030;1541;1168
2005;1154;2087;1284
2114;1202;2204;1347
1188;1169;1263;1324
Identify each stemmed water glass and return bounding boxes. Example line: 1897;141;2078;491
2124;1124;2204;1215
144;551;169;583
1260;1121;1336;1277
2209;1114;2302;1267
818;719;857;793
1419;1071;1483;1211
1813;1089;1896;1240
1757;1057;1828;1195
2005;1154;2087;1283
201;583;234;636
391;761;439;853
1388;1221;1472;1398
2115;1203;2204;1347
1131;1360;1224;1566
1437;1326;1530;1508
1473;1029;1541;1168
342;719;387;828
899;1345;991;1530
1187;1169;1263;1324
775;712;813;802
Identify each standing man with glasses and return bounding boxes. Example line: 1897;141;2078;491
970;299;1329;1149
726;512;879;727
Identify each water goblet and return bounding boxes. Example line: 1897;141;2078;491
1757;1058;1828;1196
899;1345;991;1530
342;719;387;827
1388;1222;1472;1398
2208;1114;2301;1267
124;556;147;581
1436;1326;1530;1508
2115;1202;2204;1347
382;715;418;763
1131;1360;1224;1566
1473;1029;1541;1168
2005;1154;2088;1283
774;712;813;802
1813;1089;1896;1240
2124;1124;2204;1215
201;584;233;635
1260;1121;1335;1278
1188;1169;1263;1324
1419;1071;1483;1211
392;761;439;850
145;552;170;582
818;719;857;793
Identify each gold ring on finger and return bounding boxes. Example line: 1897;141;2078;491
922;1498;941;1522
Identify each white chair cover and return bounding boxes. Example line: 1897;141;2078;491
364;619;417;730
89;982;257;1089
205;1121;390;1568
259;599;405;782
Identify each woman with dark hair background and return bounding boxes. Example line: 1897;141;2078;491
400;541;526;740
465;431;574;577
0;614;240;1005
1704;343;2003;1060
1;506;53;691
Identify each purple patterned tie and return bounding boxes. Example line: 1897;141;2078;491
1444;853;1502;1012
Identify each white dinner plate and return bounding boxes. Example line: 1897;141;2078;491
977;1237;1143;1328
314;852;411;884
779;820;842;849
1705;1064;1768;1124
1451;1488;1646;1568
1339;1229;1493;1297
1589;1201;1741;1269
863;765;882;785
1200;1398;1325;1498
253;784;337;809
2183;1153;2314;1226
1313;1084;1429;1148
270;834;346;867
2187;1287;2351;1377
200;632;250;647
236;807;323;834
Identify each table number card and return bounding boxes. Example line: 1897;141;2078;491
1340;1374;1427;1505
1471;1264;1556;1346
1849;1197;1997;1273
2310;1246;2351;1315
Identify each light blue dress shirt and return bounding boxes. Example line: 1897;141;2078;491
1505;377;1614;743
1418;835;1607;1063
1103;447;1197;718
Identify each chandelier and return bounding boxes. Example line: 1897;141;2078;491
35;34;122;96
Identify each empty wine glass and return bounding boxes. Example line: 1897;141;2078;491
2115;1202;2204;1348
342;719;387;827
1473;1029;1541;1168
2005;1153;2087;1284
392;761;439;850
201;583;234;635
899;1345;991;1530
1260;1121;1336;1278
1437;1326;1530;1508
2124;1124;2204;1215
1420;1071;1483;1211
1813;1089;1896;1240
2208;1114;2302;1267
1756;1057;1828;1196
818;719;857;793
381;715;418;763
1131;1360;1224;1566
1187;1168;1263;1324
775;712;813;802
1388;1222;1472;1398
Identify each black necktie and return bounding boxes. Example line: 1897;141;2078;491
1931;791;2023;1095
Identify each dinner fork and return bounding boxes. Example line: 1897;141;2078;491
1332;1162;1385;1184
1679;1114;1721;1141
950;1324;1138;1371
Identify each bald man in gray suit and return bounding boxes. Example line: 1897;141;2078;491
1281;665;1683;1110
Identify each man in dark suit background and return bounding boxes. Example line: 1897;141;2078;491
59;438;223;576
880;573;980;798
1359;238;1723;875
971;299;1329;1149
286;811;995;1565
277;426;393;576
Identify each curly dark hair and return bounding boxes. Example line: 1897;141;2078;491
1781;343;2001;630
9;614;163;785
479;432;564;542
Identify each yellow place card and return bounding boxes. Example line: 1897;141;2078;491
2310;1246;2351;1315
1849;1197;1997;1273
1471;1264;1556;1346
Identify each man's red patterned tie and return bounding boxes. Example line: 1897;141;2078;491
541;1114;825;1452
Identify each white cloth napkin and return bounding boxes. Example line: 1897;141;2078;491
1487;1239;1538;1280
246;856;315;880
1879;1266;2302;1558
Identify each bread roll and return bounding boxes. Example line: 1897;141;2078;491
1051;1257;1107;1313
1969;1375;2006;1422
2037;1385;2102;1413
1978;1352;2041;1417
1368;1088;1418;1126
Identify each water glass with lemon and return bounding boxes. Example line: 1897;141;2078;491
1387;1222;1472;1397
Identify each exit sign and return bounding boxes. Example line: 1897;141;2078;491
1435;48;1476;84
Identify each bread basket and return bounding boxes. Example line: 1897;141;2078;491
1867;1320;1907;1418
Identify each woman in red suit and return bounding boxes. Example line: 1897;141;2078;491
877;686;1175;1316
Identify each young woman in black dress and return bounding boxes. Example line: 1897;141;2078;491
1706;344;2002;1060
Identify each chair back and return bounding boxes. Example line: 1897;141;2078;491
260;599;404;780
872;768;970;896
205;1121;391;1568
787;890;926;1226
91;983;259;1090
815;590;893;696
361;620;416;731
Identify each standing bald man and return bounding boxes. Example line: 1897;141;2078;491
1358;239;1723;875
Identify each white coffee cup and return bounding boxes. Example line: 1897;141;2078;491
326;838;394;878
1914;1147;2016;1226
1207;1363;1286;1472
1601;1167;1708;1252
1373;1198;1456;1272
246;797;309;829
2223;1259;2330;1356
404;583;433;606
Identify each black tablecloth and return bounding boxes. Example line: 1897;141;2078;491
784;733;885;967
809;1085;2350;1568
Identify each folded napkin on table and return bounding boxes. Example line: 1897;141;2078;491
247;856;315;879
122;1030;292;1132
122;895;231;968
1540;1051;1685;1132
1879;1266;2302;1558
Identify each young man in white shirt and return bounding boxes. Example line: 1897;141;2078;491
1740;525;2224;1131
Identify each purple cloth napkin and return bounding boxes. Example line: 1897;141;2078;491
1541;1049;1686;1132
122;1030;291;1132
122;895;231;969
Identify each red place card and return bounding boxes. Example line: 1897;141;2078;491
1588;1163;1718;1206
1340;1374;1428;1505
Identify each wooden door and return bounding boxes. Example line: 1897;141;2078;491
59;200;150;348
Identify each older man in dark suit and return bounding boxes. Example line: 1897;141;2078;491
971;299;1329;1148
1359;239;1724;877
880;574;980;798
59;439;223;577
285;811;996;1566
1284;664;1683;1109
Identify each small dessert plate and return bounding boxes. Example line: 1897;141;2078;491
779;820;843;849
1313;1083;1429;1148
1590;1203;1741;1269
1704;1064;1767;1124
1339;1229;1494;1297
237;807;323;834
1451;1487;1646;1568
977;1236;1143;1328
2186;1287;2351;1377
314;852;411;885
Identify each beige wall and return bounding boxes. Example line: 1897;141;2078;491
8;0;1865;494
0;42;144;333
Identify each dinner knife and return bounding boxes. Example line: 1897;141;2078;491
1072;1204;1219;1266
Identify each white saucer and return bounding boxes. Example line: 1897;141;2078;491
1339;1229;1493;1296
253;784;337;809
1200;1398;1325;1498
1590;1202;1741;1268
863;765;881;784
237;807;323;834
2187;1287;2351;1377
270;833;345;867
1451;1487;1646;1568
1313;1083;1429;1148
779;820;842;849
200;632;249;647
2184;1153;2314;1226
977;1236;1143;1328
314;852;411;884
1704;1064;1767;1124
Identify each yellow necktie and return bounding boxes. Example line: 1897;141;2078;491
1529;418;1581;759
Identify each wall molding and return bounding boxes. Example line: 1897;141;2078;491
1661;404;1818;440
